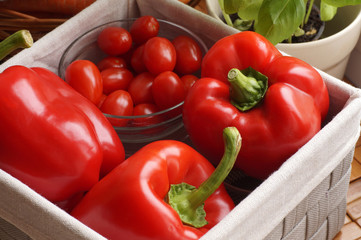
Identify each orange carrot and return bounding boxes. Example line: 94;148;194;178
0;0;96;15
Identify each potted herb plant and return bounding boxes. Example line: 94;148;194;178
205;0;361;79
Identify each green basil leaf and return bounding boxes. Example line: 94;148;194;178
237;0;263;20
321;0;361;7
223;0;246;14
255;0;306;45
320;1;338;21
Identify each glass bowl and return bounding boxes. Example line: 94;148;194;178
58;18;208;157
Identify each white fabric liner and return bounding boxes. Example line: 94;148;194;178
0;0;361;239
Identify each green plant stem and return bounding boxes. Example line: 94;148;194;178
0;30;33;61
304;0;315;25
218;0;233;27
222;11;233;26
288;35;292;43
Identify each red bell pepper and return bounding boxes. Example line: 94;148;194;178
183;31;329;179
0;66;125;204
71;127;241;240
33;67;125;177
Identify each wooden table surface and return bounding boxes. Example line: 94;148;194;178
191;0;361;239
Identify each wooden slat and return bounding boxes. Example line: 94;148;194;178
351;159;361;182
333;222;361;240
341;143;361;239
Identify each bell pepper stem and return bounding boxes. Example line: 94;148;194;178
0;30;33;61
228;67;268;111
167;127;242;228
189;127;241;206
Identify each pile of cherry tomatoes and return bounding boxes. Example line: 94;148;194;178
64;16;203;127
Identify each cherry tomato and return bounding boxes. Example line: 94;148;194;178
100;90;133;127
143;37;176;75
97;56;127;71
172;35;202;75
100;67;133;95
97;93;107;109
97;27;132;56
132;103;162;127
128;72;154;105
152;71;186;110
65;59;103;105
180;74;198;94
130;44;147;73
130;16;159;45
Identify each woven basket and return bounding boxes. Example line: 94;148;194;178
265;150;353;240
0;150;355;240
222;149;353;240
0;1;361;240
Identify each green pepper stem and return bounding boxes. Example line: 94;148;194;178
188;127;241;207
228;67;268;112
167;127;241;228
0;30;33;61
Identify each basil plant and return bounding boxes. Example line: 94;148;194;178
219;0;361;45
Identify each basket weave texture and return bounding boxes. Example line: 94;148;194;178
266;150;354;240
0;149;355;240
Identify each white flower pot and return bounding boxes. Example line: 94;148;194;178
205;0;361;79
346;32;361;87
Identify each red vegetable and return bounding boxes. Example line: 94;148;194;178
65;59;103;105
183;31;329;179
97;93;107;109
71;127;241;240
130;44;147;73
181;74;198;94
130;15;159;45
172;35;202;75
152;71;186;110
0;66;125;204
132;103;162;127
143;37;176;75
128;72;155;105
100;67;133;95
97;56;127;71
100;90;134;127
97;26;132;56
33;67;125;178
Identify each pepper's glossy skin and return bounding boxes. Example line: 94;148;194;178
71;140;235;240
183;31;329;179
33;67;125;177
0;66;125;203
